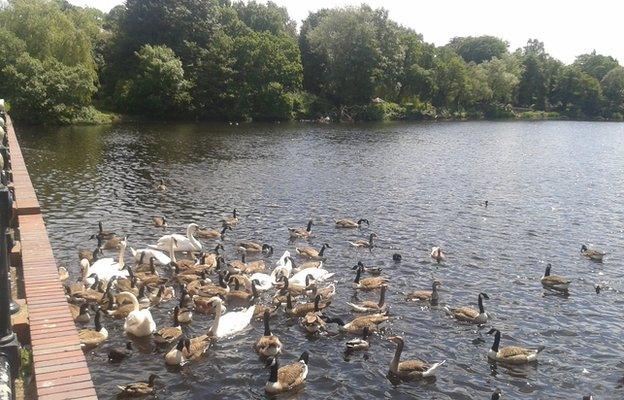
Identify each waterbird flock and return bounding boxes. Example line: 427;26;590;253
60;206;608;399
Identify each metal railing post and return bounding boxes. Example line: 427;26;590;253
0;122;19;398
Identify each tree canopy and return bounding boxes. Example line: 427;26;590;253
0;0;622;124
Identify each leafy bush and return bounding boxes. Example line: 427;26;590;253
404;100;437;120
358;102;405;121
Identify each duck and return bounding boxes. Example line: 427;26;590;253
323;312;389;334
352;264;388;291
288;219;313;239
346;326;371;351
156;179;167;191
196;225;230;240
108;341;133;362
222;209;239;227
348;233;377;250
153;216;167;228
70;303;91;324
265;352;309;395
286;294;331;318
406;281;442;305
57;265;69;281
487;328;544;364
206;296;255;339
444;292;490;324
296;243;330;260
580;244;605;262
154;306;183;344
150;223;202;253
335;218;370;229
430;246;445;263
347;284;388;312
388;336;445;379
117;374;158;397
78;309;108;349
540;263;571;292
118;291;156;337
254;309;283;357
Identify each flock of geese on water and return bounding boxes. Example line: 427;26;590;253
58;204;607;399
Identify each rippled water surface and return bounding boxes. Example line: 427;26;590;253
17;121;624;399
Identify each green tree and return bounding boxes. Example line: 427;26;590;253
573;51;619;81
600;66;624;116
552;66;603;118
3;53;96;124
448;35;508;64
118;44;191;115
477;55;522;104
233;1;296;37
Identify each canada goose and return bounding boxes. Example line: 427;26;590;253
238;242;273;255
388;336;445;379
148;284;175;305
430;247;445;263
348;233;377;250
296;243;330;260
194;272;230;298
157;179;167;191
78;246;101;264
352;264;388;291
288;219;313;239
57;265;69;281
136;256;162;273
406;281;442;305
106;294;139;320
226;278;258;302
177;288;193;323
346;326;370;351
222;209;239;227
323;312;389;334
286;294;331;318
484;200;489;207
92;235;125;251
118;291;156;337
291;259;323;273
79;309;108;349
352;261;382;276
335;218;370;229
150;223;202;253
196;225;230;240
206;296;255;339
115;275;140;296
487;328;544;364
94;221;117;241
347;285;388;312
153;216;167;228
108;341;133;362
154;306;183;344
254;309;283;357
265;352;309;394
233;254;267;274
164;335;212;366
306;283;336;302
580;244;605;262
70;303;91;324
541;263;571;292
445;292;490;324
117;374;158;397
491;388;502;400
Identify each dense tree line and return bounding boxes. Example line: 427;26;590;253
0;0;623;124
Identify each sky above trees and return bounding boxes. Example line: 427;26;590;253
67;0;623;64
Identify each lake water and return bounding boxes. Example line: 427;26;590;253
17;121;624;399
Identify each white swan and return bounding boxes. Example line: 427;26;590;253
87;238;129;283
250;273;275;291
130;247;171;265
119;291;156;337
290;268;334;286
274;251;293;278
207;297;255;339
149;223;202;253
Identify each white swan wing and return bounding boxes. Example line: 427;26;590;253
124;309;156;336
290;268;334;285
134;248;172;265
215;306;255;338
250;273;273;291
